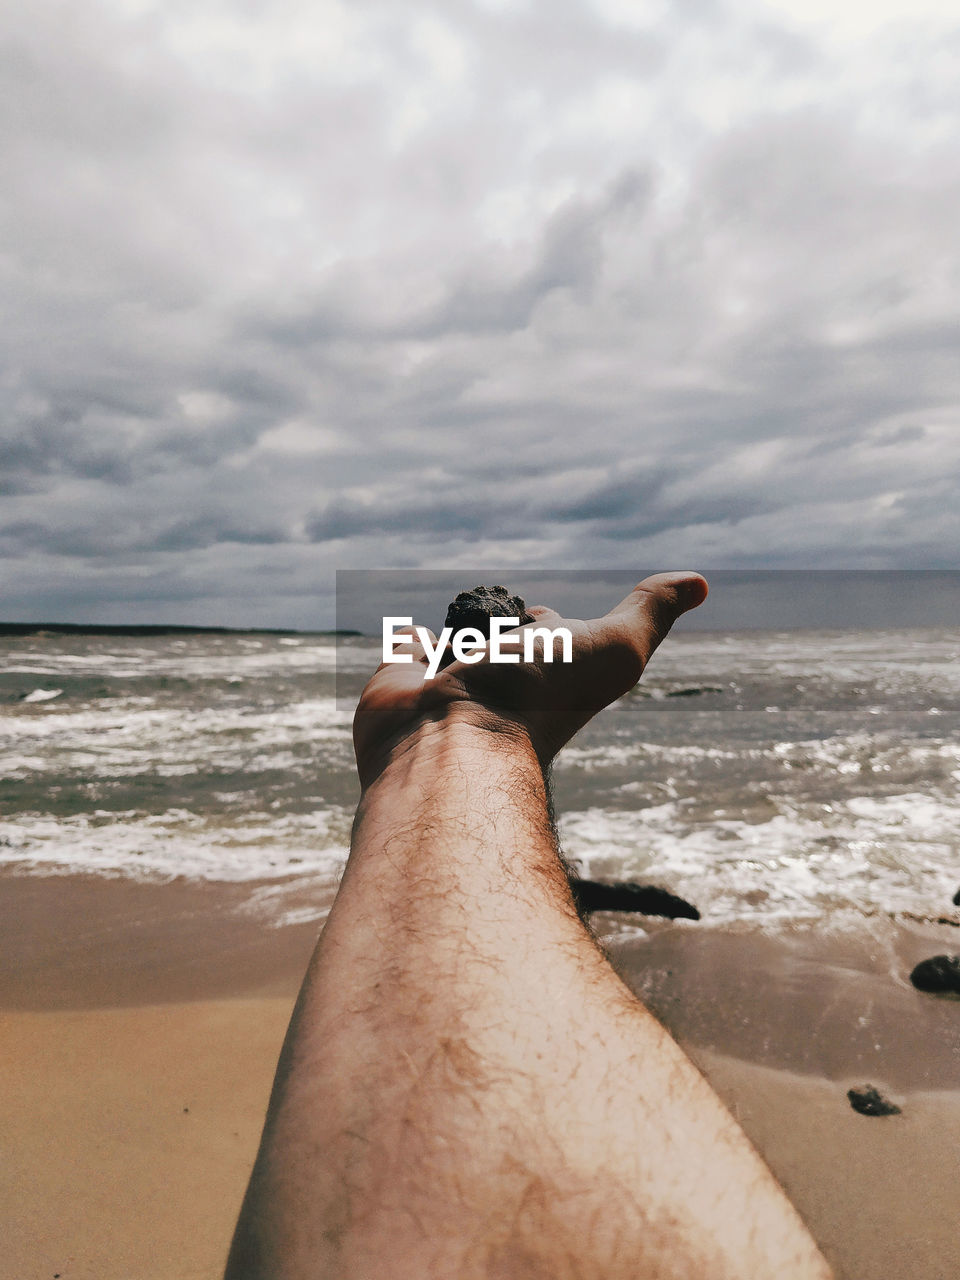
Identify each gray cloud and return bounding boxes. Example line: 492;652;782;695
2;0;959;624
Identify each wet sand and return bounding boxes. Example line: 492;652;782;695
3;871;959;1280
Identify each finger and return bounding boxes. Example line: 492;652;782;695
501;606;565;661
524;605;563;624
375;624;439;672
599;571;709;667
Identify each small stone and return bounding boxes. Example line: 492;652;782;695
443;586;534;639
847;1085;901;1117
953;887;960;907
909;954;960;995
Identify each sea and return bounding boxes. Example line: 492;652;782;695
2;627;959;934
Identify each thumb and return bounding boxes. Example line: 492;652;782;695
602;571;709;666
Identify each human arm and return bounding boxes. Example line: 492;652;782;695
224;574;832;1280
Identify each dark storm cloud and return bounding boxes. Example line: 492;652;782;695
0;510;291;558
2;0;959;624
306;461;775;549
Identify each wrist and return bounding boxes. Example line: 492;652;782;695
356;708;539;795
349;707;569;908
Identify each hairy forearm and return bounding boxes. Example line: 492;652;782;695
228;724;584;1275
306;723;586;1044
349;719;571;910
227;723;831;1280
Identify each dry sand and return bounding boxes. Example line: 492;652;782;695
699;1053;960;1280
3;872;960;1280
3;998;291;1280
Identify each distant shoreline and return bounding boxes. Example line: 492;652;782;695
0;623;363;638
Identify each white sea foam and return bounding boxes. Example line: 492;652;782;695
2;640;339;681
0;806;351;882
769;734;954;776
20;688;63;703
559;789;960;926
238;880;333;927
558;742;739;771
0;697;351;778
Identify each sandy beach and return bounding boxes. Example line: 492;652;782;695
3;871;960;1280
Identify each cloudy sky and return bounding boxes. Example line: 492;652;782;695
3;0;959;626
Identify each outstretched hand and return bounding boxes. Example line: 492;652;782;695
353;572;708;787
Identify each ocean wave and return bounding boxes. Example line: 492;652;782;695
0;641;339;681
558;742;739;771
4;628;957;932
0;696;348;750
559;792;960;927
0;806;351;882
